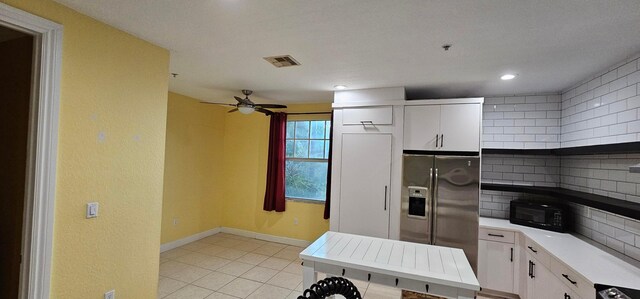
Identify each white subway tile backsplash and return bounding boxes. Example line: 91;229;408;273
618;109;637;123
618;85;637;100
611;77;628;91
525;111;547;119
618;60;638;78
483;95;561;149
525;127;546;134
505;112;525;119
603;69;618;84
594;84;610;97
515;104;536;111
494;119;515;127
628;96;640;109
561;55;640;147
525;95;548;103
626;245;640;261
629;71;640;85
485;97;504;104
629;120;640;133
505;97;525;104
601;92;618;105
607;237;625;253
610;123;627;135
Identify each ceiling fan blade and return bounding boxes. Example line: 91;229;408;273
255;108;274;115
227;108;239;113
200;102;236;107
255;104;287;109
234;96;248;104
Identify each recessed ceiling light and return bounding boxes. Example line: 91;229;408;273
501;74;517;80
334;85;347;90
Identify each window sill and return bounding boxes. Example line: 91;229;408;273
286;197;326;205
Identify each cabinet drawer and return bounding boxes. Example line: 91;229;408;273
342;106;393;125
524;238;551;268
549;257;593;299
479;228;515;244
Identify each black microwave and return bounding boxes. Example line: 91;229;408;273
509;200;569;233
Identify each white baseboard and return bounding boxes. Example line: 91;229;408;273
160;227;311;252
160;227;221;253
220;227;311;248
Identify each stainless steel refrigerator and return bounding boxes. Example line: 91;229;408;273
400;154;480;273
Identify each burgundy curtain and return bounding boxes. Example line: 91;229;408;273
323;111;334;219
263;112;288;212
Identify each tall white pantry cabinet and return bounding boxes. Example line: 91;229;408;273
329;87;483;240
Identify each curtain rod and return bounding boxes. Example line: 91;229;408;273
286;112;332;115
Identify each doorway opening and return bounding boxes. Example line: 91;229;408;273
0;3;63;298
0;25;34;299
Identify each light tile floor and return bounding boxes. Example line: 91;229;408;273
158;232;496;299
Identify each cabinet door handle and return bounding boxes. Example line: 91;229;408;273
562;274;577;285
441;134;444;147
435;134;439;148
488;233;504;237
360;120;374;126
527;246;537;253
510;247;513;262
531;261;535;278
384;186;387;211
528;261;532;278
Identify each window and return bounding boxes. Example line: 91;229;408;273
285;120;331;201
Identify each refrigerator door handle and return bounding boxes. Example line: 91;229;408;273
432;168;439;244
435;134;439;148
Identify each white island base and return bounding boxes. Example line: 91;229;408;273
300;232;479;299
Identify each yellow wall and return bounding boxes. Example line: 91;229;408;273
161;92;226;244
0;0;170;298
221;103;331;241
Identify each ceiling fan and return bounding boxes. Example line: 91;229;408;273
201;89;287;115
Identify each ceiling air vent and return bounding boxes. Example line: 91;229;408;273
263;55;301;68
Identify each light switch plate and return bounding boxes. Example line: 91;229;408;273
86;202;99;219
104;290;115;299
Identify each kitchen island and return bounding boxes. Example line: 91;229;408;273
300;231;479;299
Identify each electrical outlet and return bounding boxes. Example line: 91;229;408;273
104;290;115;299
173;218;179;226
293;218;299;225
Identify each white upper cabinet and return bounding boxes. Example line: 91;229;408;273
404;103;481;152
440;104;481;151
403;105;440;150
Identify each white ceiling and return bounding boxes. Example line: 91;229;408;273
54;0;640;103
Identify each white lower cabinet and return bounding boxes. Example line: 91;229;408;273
478;227;591;299
477;239;514;293
526;253;582;299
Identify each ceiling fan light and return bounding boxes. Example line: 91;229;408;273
238;106;255;114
